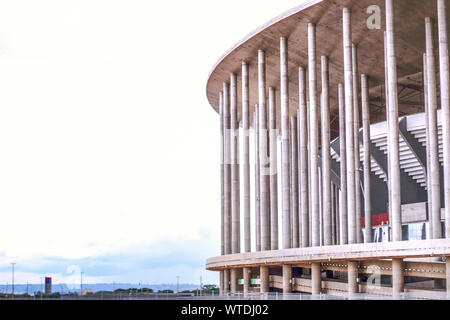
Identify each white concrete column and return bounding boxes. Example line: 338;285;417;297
299;67;310;247
424;54;433;239
291;116;299;248
223;82;232;254
331;184;336;245
230;268;238;294
269;87;279;250
308;23;320;247
321;56;332;246
230;73;241;254
386;0;402;242
220;92;225;256
258;50;270;251
343;8;356;244
223;269;230;294
242;62;251;253
281;37;292;250
255;107;261;251
361;74;372;243
352;44;363;244
311;263;321;295
437;0;450;238
243;267;251;296
384;31;393;241
282;265;292;294
425;17;442;239
392;258;404;297
338;84;348;245
260;266;269;293
348;261;359;295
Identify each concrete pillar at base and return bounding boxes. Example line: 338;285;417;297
219;270;224;295
223;269;230;295
392;258;404;298
260;266;270;294
230;268;238;294
311;263;321;296
348;261;359;296
446;258;450;297
243;267;251;296
282;265;292;294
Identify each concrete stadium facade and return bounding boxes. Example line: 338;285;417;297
205;0;450;298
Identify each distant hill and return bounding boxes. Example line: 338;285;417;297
0;283;202;295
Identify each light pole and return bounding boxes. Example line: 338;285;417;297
40;277;44;299
80;272;84;297
10;263;15;300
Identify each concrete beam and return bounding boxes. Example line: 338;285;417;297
206;239;450;270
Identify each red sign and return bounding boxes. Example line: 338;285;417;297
361;213;389;228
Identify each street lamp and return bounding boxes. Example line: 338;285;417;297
80;272;84;297
10;263;15;300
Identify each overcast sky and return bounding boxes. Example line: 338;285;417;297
0;0;304;287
